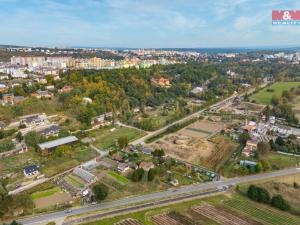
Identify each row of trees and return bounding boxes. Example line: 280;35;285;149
247;185;290;211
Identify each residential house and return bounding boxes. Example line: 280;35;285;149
59;85;73;93
191;86;204;94
0;83;8;92
139;162;154;171
157;77;171;87
117;163;130;173
20;114;46;128
24;165;39;177
40;125;60;136
2;93;14;105
112;152;123;162
32;90;53;99
14;96;25;104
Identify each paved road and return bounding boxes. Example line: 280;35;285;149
64;189;225;225
129;83;268;146
19;167;300;225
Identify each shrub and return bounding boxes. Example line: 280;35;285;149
271;195;290;211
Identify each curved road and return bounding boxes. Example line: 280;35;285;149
19;167;300;225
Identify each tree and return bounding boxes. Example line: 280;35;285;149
92;183;108;202
131;168;145;182
271;95;280;105
257;142;271;157
256;162;263;173
238;133;250;145
53;145;72;157
16;131;23;142
147;168;158;182
151;149;165;158
247;185;270;204
24;131;46;150
271;195;290;211
117;136;128;148
275;136;284;146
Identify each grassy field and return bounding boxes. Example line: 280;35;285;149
89;126;146;149
0;145;98;181
31;187;62;200
267;152;300;169
108;171;129;184
224;194;300;225
250;82;300;105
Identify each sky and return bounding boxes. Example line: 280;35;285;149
0;0;300;48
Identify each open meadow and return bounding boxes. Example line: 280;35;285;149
250;82;300;105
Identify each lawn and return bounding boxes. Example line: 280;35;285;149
108;171;129;184
89;126;146;149
250;82;300;105
0;145;98;179
267;152;300;169
31;187;62;200
224;194;300;225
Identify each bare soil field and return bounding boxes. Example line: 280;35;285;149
33;192;72;208
149;134;215;164
192;203;260;225
152;212;196;225
148;120;231;166
114;218;143;225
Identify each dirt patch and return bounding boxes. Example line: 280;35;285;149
34;192;72;208
148;120;229;165
149;134;215;164
193;203;260;225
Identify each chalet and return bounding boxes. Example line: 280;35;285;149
191;86;204;94
112;152;123;162
117;163;130;173
157;77;170;87
2;93;14;105
139;162;154;171
38;135;78;152
59;85;73;93
152;77;171;88
14;96;25;104
32;90;53;99
91;113;112;128
243;120;257;132
0;83;8;92
24;165;39;177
